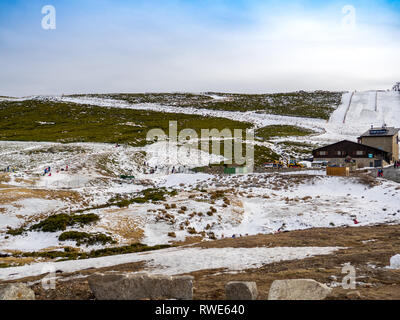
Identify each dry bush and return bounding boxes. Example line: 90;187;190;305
354;174;380;188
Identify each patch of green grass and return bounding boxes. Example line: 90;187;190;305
255;125;315;141
87;243;171;258
59;231;116;246
254;145;280;166
0;100;251;146
6;227;25;236
30;213;100;233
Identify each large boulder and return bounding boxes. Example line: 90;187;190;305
390;254;400;269
268;279;332;300
88;273;194;300
0;283;35;300
346;291;362;300
225;281;258;300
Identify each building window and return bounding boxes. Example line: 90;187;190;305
356;151;364;156
319;151;327;156
337;151;342;156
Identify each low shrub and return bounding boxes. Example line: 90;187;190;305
21;243;172;260
111;188;178;208
58;231;116;246
6;227;25;236
30;213;100;232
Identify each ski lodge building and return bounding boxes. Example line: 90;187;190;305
357;126;399;163
313;126;399;168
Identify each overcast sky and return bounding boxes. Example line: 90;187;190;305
0;0;399;96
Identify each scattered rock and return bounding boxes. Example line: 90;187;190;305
225;282;258;300
268;279;332;300
88;273;193;300
390;254;400;269
0;283;35;300
346;291;361;300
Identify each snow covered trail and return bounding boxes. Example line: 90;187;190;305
0;246;343;281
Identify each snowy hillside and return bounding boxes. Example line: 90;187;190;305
53;90;400;147
325;90;400;140
0;89;399;277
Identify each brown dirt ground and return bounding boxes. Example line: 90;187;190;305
0;187;84;205
2;224;400;300
0;173;11;184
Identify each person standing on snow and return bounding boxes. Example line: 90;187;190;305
277;223;287;233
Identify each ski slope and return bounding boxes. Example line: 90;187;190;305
325;90;400;140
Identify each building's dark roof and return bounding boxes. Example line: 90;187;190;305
313;140;390;155
359;127;399;138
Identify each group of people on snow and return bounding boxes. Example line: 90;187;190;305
43;165;68;176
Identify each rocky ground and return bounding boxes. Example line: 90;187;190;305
2;224;400;300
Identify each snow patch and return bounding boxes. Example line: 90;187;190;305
160;173;213;188
0;246;343;280
389;254;400;269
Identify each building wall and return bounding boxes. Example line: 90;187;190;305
361;134;399;161
314;157;389;168
313;140;388;160
394;133;399;160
